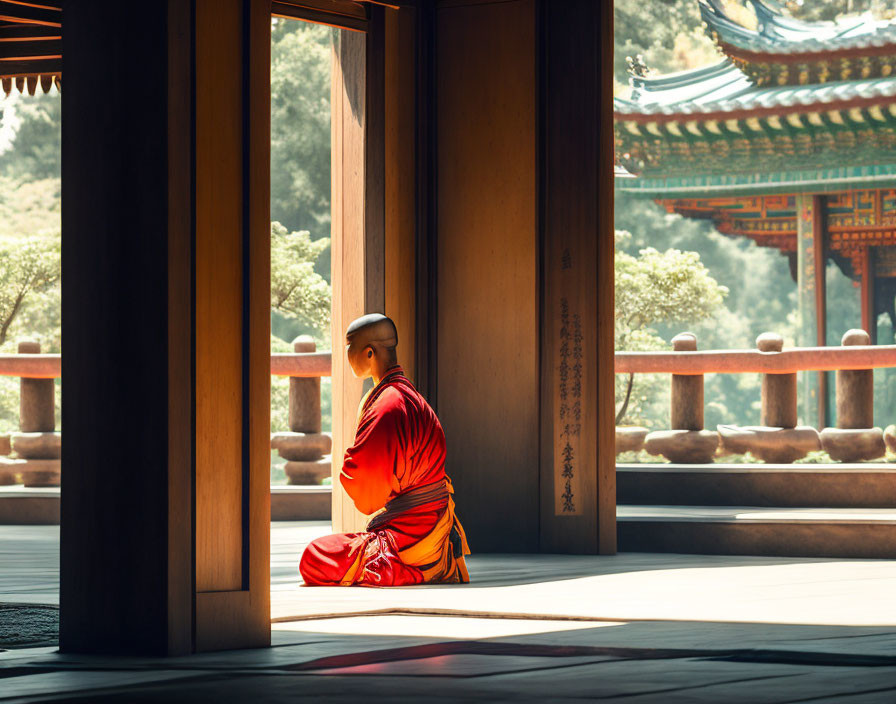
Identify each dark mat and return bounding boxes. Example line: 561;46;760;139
0;603;58;649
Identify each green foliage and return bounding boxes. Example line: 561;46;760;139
0;177;60;237
614;229;728;426
270;221;331;338
271;18;332;279
615;233;728;347
0;236;60;348
0;92;60;182
615;193;802;430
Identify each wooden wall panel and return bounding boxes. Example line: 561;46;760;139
435;0;539;552
538;0;615;554
195;0;271;650
195;0;244;593
385;6;416;382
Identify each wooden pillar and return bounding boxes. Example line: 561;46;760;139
61;0;270;655
861;247;877;344
539;0;614;554
435;0;539;552
428;0;613;553
384;5;417;385
796;193;828;429
330;10;386;533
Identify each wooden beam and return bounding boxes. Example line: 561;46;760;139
0;1;61;27
0;57;60;75
272;0;368;32
0;38;61;56
0;24;59;39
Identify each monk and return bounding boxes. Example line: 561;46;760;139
300;313;470;587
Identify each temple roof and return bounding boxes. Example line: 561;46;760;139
614;2;896;196
615;60;896;117
701;0;896;56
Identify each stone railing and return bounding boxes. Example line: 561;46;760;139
615;329;896;464
271;336;332;485
0;336;334;488
0;341;61;486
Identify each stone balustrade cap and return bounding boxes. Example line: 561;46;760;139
292;335;317;353
841;329;871;346
672;332;697;351
756;332;784;353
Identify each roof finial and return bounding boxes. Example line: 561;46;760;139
626;54;650;79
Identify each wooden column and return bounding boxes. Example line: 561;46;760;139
330;11;387;533
435;0;539;552
384;6;417;385
539;0;614;554
796;193;828;429
61;0;270;655
861;247;877;344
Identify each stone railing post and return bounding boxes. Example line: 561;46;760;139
10;340;61;486
823;329;885;462
644;333;718;463
719;332;819;463
271;336;332;484
670;332;702;431
757;333;797;428
289;337;322;435
0;418;11;485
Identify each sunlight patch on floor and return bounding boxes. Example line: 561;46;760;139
272;614;624;639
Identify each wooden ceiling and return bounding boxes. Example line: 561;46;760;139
0;1;61;96
0;0;420;96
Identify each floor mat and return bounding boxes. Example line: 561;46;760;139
0;602;58;649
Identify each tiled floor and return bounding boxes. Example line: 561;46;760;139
3;522;896;702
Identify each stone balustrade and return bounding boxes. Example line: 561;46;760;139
617;330;896;464
643;333;718;463
271;336;332;485
0;341;60;486
0;338;334;490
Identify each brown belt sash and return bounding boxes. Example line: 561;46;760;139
366;479;449;532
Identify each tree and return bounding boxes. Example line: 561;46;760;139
615;230;727;425
270;20;332;243
0;91;60;182
615;192;799;429
270;222;331;338
0;236;60;347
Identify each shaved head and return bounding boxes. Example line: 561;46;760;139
345;314;399;380
346;313;398;347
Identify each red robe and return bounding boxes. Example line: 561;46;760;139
300;366;470;587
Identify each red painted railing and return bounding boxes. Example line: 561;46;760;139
614;345;896;375
0;352;334;379
7;346;896;379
